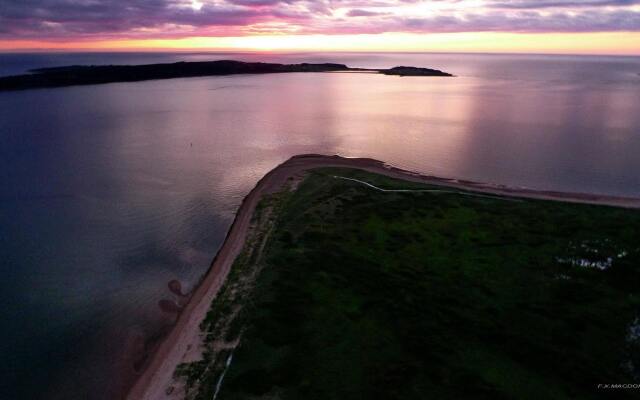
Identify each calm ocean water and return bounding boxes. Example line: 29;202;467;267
1;51;639;399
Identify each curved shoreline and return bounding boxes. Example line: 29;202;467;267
126;154;640;399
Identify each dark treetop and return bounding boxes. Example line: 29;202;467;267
0;60;452;91
381;66;454;76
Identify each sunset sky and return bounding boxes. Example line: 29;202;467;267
1;0;639;54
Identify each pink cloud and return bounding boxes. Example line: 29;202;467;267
1;0;639;39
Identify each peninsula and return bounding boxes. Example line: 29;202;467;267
0;60;452;91
128;155;640;400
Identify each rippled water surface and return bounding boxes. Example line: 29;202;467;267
1;52;639;399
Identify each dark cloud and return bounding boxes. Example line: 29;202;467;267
346;9;390;17
393;10;640;33
486;0;640;8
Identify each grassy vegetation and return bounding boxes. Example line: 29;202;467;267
173;192;286;400
189;168;640;399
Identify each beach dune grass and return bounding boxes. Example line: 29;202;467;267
194;168;640;400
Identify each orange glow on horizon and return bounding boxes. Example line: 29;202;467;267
1;32;638;56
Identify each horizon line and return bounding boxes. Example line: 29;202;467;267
1;48;639;58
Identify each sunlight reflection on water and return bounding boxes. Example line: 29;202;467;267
0;52;639;399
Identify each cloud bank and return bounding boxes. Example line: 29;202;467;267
1;0;639;39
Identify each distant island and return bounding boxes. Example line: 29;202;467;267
0;60;453;91
381;66;454;76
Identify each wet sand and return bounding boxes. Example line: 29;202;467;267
126;154;640;400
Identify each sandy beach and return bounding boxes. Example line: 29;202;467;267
126;154;640;400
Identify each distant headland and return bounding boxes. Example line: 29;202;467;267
0;60;453;91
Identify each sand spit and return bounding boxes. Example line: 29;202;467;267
127;154;640;400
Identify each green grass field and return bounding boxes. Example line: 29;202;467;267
191;168;640;399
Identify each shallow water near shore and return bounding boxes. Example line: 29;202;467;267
0;51;639;399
